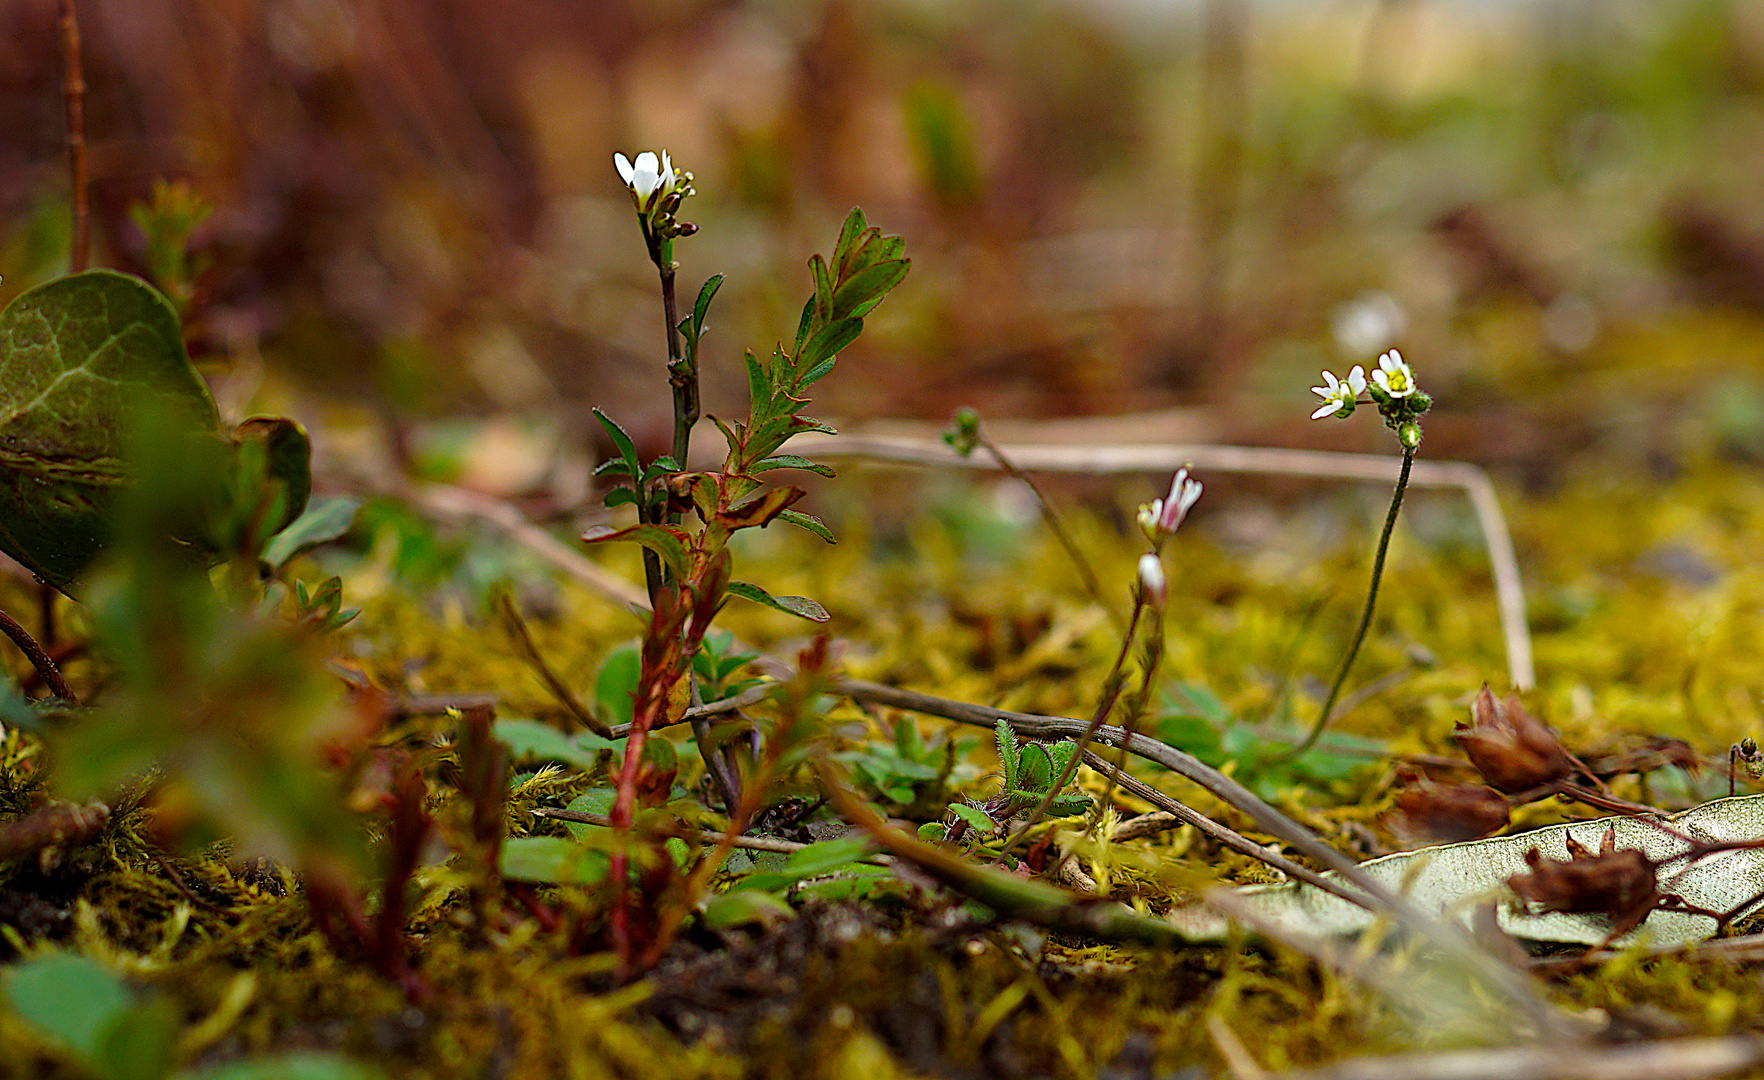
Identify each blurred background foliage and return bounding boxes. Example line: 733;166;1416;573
8;0;1764;481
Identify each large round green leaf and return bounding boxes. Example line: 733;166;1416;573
0;269;315;592
0;270;221;591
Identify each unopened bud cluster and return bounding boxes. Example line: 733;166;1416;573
1310;349;1432;449
615;150;698;258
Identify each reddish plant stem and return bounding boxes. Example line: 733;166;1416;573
0;606;77;703
57;0;89;273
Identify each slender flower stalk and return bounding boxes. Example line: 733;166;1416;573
1285;349;1431;760
996;468;1200;860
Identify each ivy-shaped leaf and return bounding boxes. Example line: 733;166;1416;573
0;270;318;592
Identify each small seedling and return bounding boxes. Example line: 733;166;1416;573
922;720;1093;847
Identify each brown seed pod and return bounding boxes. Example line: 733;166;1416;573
1389;780;1511;843
1508;827;1660;937
1453;684;1576;794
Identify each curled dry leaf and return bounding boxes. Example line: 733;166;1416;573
1509;827;1659;938
1452;684;1576;794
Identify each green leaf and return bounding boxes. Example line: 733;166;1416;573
778;509;836;544
1016;743;1054;792
950;803;996;832
692;273;724;334
4;952;134;1061
831;259;910;321
581;522;692;580
493;718;619;772
726;579;829;622
594;644;641;727
592;408;642;482
188;1052;388;1080
792;297;816;356
0;270;221;591
751;455;836;478
800;318;863;374
809;255;834;330
93;994;179;1080
500;836;609;885
640;455;681;484
782;835;874;876
262;495;360;570
797;354;838;389
994;720;1020;787
744;351;772;422
834;207;868;267
219;416;313;557
711;415;744;461
703;889;794;928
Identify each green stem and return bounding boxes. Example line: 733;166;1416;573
1281;444;1415;761
976;431;1124;635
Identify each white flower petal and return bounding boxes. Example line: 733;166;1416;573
615;153;635;183
1312;401;1342;420
1346;365;1367;394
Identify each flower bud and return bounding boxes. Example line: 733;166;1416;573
1136;553;1167;608
1397;421;1422;449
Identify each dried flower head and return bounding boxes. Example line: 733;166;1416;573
1389;777;1510;843
1509;827;1659;937
1452;684;1576;795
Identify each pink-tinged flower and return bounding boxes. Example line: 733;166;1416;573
1371;350;1416;399
1137;467;1203;543
1137;553;1167;607
1310;365;1366;420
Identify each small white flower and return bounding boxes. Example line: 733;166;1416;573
1137;553;1167;608
1138;467;1203;542
1310;365;1365;420
1371;350;1416;399
614;150;680;210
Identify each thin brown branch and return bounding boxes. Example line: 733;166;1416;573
790;431;1534;690
0;801;107;863
533;807;816;856
57;0;89;272
1264;1034;1764;1080
0;605;77;703
497;593;611;737
1079;749;1368;908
